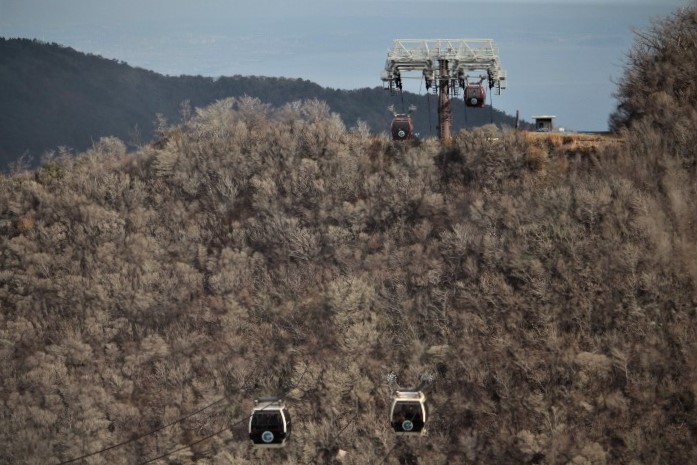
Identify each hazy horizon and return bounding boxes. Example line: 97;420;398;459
0;0;690;130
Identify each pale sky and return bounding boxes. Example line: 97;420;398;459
0;0;690;131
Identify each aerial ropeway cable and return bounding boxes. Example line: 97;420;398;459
55;368;436;464
54;397;228;465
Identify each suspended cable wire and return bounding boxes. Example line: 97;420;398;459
426;90;433;137
143;382;307;465
463;90;469;127
56;364;433;465
375;441;399;465
300;411;360;465
152;367;307;464
136;419;240;465
63;398;427;465
418;78;424;140
55;397;228;465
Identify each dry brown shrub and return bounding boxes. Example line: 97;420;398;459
526;145;549;173
547;134;564;148
549;153;570;178
16;213;35;232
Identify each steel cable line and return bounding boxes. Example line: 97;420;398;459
464;89;469;126
300;426;397;465
289;372;398;464
54;397;228;465
139;381;305;465
418;78;425;139
145;373;429;465
374;441;399;465
301;373;433;465
427;89;433;137
300;410;361;465
160;365;310;464
54;336;238;465
136;416;246;465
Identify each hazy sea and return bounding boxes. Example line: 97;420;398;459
0;0;686;130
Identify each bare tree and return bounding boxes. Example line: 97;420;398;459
610;3;697;154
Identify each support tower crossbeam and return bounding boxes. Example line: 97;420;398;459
381;39;506;141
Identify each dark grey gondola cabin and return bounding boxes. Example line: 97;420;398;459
390;391;427;435
249;398;292;448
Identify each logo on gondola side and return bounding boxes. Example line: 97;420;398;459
262;431;275;443
398;130;406;138
402;420;414;431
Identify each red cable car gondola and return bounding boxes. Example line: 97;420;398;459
391;114;414;141
465;84;486;108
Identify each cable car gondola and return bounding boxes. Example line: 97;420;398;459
390;391;427;435
391;114;414;141
465;84;486;108
248;397;292;448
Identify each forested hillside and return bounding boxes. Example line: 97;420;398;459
0;38;522;169
1;93;696;464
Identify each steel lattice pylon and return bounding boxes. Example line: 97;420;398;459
381;39;507;141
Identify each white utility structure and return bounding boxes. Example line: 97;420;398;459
381;39;506;141
532;115;556;132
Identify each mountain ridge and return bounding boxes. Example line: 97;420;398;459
0;37;524;169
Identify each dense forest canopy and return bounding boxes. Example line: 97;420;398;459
0;38;523;170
